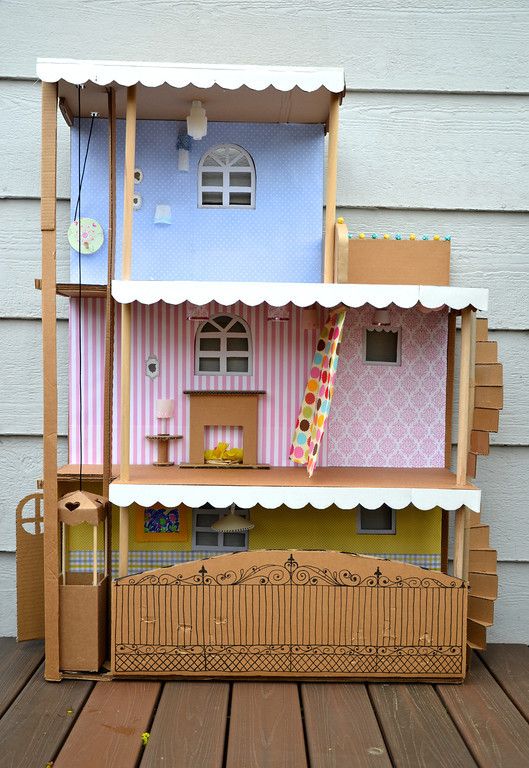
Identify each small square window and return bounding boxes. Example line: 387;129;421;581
364;327;401;365
357;505;396;534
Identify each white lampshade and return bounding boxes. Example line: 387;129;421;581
156;399;174;419
154;204;172;225
187;100;207;140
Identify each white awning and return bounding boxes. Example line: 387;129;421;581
109;482;481;513
37;59;345;93
111;280;489;312
36;58;345;123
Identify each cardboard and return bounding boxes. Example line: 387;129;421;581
470;430;490;456
16;493;45;641
473;408;500;433
60;574;107;672
111;550;468;681
474;386;503;410
185;391;265;465
475;363;503;387
475;341;498;364
347;240;450;286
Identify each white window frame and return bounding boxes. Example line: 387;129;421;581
198;143;255;209
192;506;250;551
363;326;402;366
195;314;252;375
356;505;397;535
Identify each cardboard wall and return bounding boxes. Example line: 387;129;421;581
70;119;324;284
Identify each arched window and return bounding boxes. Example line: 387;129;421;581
198;144;255;208
195;314;252;374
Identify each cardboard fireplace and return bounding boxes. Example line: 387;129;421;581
15;58;503;682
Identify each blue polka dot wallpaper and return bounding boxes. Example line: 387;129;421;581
70;119;325;283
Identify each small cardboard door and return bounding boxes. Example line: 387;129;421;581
16;493;44;640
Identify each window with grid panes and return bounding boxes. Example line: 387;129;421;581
198;144;255;208
195;314;252;374
192;506;250;551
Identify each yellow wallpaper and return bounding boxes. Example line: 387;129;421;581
68;504;441;555
248;505;441;554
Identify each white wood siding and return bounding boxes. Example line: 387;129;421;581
0;0;528;639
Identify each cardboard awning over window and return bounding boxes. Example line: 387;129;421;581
36;59;345;124
111;280;489;312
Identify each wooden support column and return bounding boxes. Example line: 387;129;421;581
41;81;61;680
104;89;117;586
118;86;136;576
454;505;470;580
456;308;474;485
323;93;340;283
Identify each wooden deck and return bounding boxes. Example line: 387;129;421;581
1;640;528;767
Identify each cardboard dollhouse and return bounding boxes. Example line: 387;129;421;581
16;59;502;682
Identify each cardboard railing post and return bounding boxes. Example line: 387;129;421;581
323;93;340;283
456;309;473;485
41;80;61;681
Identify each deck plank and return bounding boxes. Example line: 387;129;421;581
226;682;307;768
302;683;391;768
53;681;161;768
368;682;477;767
0;638;44;718
0;663;93;768
140;682;229;768
478;644;529;722
437;654;529;767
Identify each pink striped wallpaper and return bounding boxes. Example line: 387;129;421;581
69;300;322;467
68;301;448;469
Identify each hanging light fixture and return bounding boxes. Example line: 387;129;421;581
211;504;255;533
372;307;391;326
187;100;207;140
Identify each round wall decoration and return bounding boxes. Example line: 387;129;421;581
68;218;104;254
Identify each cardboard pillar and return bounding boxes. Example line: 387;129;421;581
323;93;340;283
41;81;60;680
456;309;474;485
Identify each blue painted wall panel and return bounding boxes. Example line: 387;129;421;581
70;119;324;283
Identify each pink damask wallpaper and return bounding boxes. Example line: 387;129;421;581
327;306;448;468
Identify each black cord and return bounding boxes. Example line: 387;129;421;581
77;86;83;490
73;113;95;221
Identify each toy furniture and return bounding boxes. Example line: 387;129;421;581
15;59;503;682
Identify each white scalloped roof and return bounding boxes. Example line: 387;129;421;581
37;59;345;123
37;58;345;93
111;280;489;312
109;482;481;513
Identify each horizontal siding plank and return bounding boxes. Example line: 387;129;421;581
2;1;529;92
0;436;68;550
0;199;71;319
0;319;69;435
2;81;529;212
337;94;529;210
0;80;70;199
